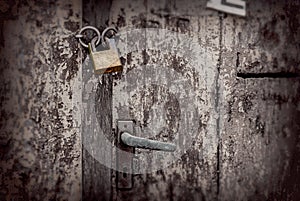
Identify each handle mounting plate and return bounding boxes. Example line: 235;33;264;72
116;120;134;189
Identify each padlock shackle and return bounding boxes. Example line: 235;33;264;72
101;27;118;45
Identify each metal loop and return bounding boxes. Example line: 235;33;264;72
89;37;98;52
76;26;101;48
101;27;117;45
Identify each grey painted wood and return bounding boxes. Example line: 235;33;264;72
0;0;82;200
218;78;300;201
1;0;299;200
219;1;300;199
222;0;300;74
110;0;220;200
82;0;300;200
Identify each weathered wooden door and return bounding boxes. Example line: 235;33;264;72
82;0;219;200
81;0;300;201
1;0;300;201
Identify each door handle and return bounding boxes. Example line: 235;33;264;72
116;120;176;189
120;131;176;152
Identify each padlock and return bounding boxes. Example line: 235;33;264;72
88;38;122;74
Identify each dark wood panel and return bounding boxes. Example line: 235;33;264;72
82;0;114;200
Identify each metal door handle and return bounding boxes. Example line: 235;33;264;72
121;132;176;152
116;120;176;189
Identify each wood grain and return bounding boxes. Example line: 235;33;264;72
218;78;300;200
1;0;299;200
82;0;114;200
110;0;221;200
0;0;82;200
219;1;300;199
222;0;300;74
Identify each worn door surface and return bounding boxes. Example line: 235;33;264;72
82;0;219;200
81;0;300;201
1;0;300;201
0;1;82;200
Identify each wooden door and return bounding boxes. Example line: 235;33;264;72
82;0;219;200
0;1;81;200
1;0;300;201
82;0;300;201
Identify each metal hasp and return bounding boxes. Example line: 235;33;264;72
116;120;176;189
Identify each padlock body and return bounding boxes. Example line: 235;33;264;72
89;39;122;74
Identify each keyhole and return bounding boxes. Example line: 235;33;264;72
123;167;128;178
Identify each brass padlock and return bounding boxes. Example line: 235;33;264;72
88;38;122;74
